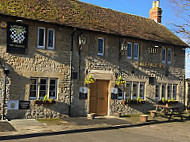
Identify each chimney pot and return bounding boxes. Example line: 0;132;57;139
156;0;160;7
152;1;156;8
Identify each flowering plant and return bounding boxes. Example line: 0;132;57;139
85;75;96;84
115;76;125;86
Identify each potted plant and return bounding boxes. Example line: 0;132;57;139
85;75;96;85
34;95;56;105
115;76;125;86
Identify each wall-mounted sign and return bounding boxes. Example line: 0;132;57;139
19;101;30;109
0;21;7;28
79;87;88;100
7;100;19;110
147;47;159;54
138;61;165;68
7;22;28;54
111;87;118;100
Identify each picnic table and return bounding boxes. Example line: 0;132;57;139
149;105;184;120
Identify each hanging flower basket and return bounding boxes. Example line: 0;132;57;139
85;75;96;84
115;76;125;86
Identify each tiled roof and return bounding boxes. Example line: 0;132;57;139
0;0;187;47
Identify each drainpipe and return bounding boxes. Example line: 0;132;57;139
69;28;77;117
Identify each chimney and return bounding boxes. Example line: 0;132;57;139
149;0;162;23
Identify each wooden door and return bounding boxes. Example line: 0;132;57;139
89;80;109;115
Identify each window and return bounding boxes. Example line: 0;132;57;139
39;78;47;98
162;48;166;63
167;48;172;64
134;43;139;60
173;85;177;100
98;38;104;56
37;27;45;49
167;84;172;100
155;83;178;100
47;29;55;50
127;42;132;59
133;82;138;99
125;82;131;99
139;83;145;99
118;88;123;100
155;84;160;100
49;79;57;98
29;78;38;99
161;84;166;98
29;78;58;99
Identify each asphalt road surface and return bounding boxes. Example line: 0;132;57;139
1;121;190;142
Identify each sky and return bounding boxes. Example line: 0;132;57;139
80;0;190;78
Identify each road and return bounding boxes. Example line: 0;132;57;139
1;121;190;142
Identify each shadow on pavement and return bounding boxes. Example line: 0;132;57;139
0;119;189;141
0;121;16;132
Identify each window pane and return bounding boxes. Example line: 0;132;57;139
38;28;45;47
134;44;139;59
48;29;54;48
155;85;160;99
98;38;104;55
167;85;172;99
49;79;57;98
140;83;145;99
118;88;123;100
162;48;166;63
161;84;166;98
126;82;131;99
127;43;132;59
39;79;47;98
173;85;177;100
30;79;37;99
133;83;138;99
168;49;172;63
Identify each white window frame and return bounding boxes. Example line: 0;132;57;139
49;78;57;99
127;42;132;59
37;27;46;49
162;48;166;64
29;78;38;100
97;37;104;56
134;43;139;60
47;29;55;50
167;48;172;64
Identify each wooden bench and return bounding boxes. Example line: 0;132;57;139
149;110;162;118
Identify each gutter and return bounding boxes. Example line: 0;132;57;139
69;28;77;117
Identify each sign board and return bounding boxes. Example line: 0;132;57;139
7;100;19;110
7;22;28;54
19;101;30;109
79;87;88;99
186;48;190;79
111;87;118;99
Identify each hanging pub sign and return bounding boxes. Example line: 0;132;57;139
79;87;88;99
7;22;28;54
111;87;118;100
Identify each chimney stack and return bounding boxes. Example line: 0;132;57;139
149;0;162;23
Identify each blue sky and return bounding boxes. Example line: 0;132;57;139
80;0;179;30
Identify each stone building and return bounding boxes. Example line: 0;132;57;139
0;0;188;119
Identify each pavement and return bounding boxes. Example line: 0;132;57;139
0;115;190;140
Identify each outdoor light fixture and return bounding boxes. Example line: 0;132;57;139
16;19;23;23
78;34;87;49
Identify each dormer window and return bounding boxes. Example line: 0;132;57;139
162;48;166;63
127;42;132;59
167;48;172;64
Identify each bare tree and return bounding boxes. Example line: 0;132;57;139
169;0;190;44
